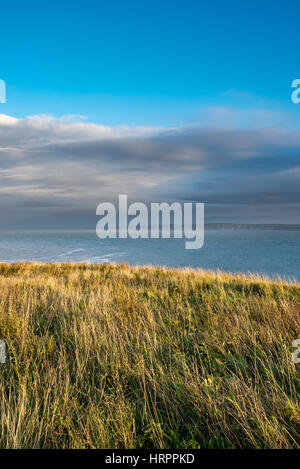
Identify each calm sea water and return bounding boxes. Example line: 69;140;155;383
0;229;299;282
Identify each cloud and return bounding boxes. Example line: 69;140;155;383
0;110;300;227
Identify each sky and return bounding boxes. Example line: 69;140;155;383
0;0;300;228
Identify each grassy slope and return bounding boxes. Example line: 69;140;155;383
0;262;299;449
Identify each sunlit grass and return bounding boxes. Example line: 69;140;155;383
0;262;299;448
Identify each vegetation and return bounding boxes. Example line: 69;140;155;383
0;262;299;449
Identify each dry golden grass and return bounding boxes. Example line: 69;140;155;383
0;262;299;449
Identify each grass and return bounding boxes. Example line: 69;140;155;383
0;262;299;449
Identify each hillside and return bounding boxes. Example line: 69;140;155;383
0;263;299;449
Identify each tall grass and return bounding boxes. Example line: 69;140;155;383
0;262;299;449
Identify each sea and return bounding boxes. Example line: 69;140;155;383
0;229;299;282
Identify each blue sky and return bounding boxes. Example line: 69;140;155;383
1;0;300;125
0;0;300;228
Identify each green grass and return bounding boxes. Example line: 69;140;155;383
0;262;299;449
